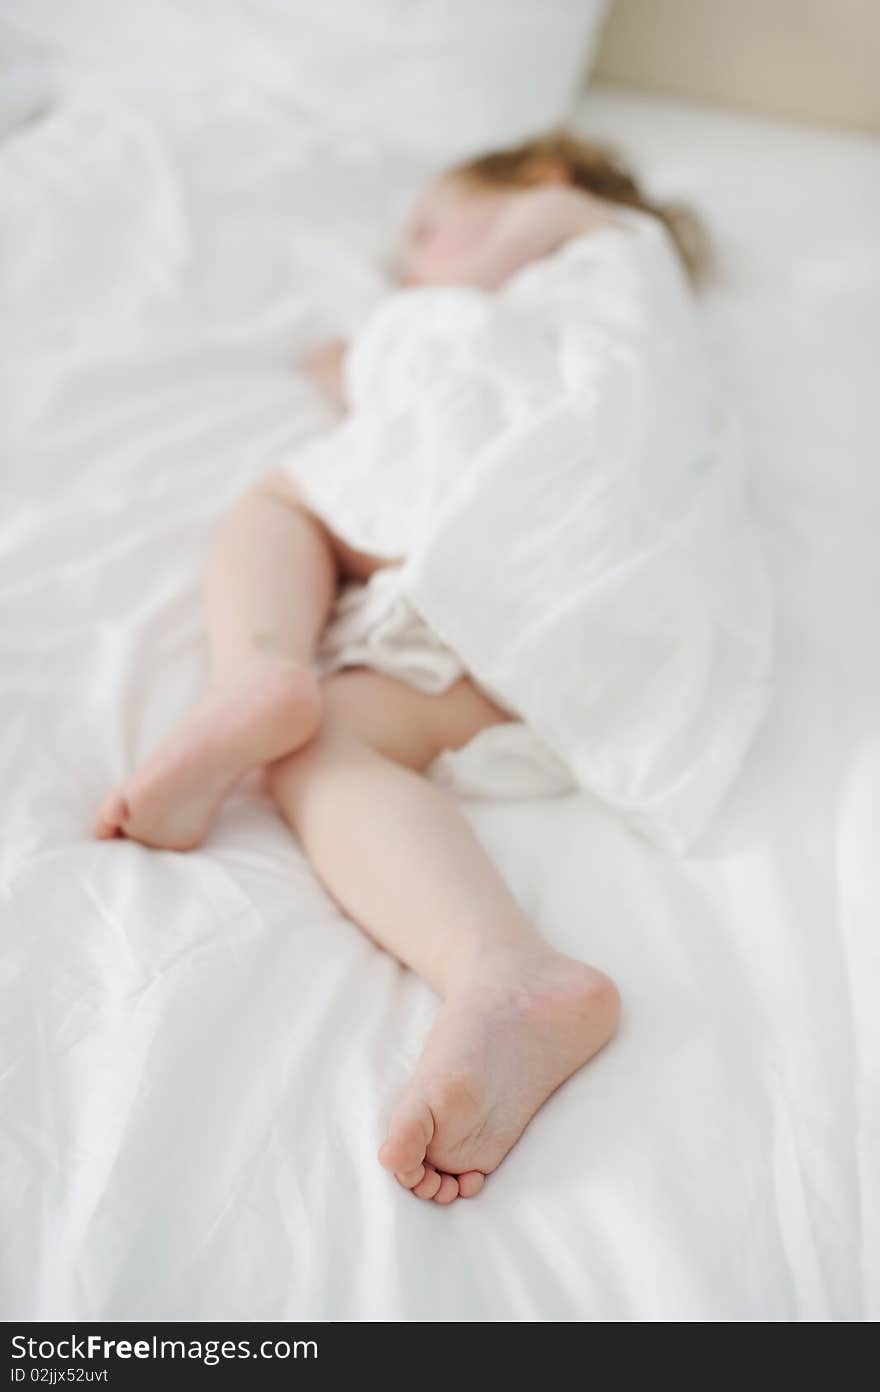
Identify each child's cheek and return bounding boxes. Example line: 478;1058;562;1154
430;222;481;261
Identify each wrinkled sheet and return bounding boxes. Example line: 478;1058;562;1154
1;85;878;1321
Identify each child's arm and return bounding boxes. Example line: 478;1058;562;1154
301;338;349;408
452;185;613;290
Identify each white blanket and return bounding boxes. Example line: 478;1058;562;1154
289;214;773;852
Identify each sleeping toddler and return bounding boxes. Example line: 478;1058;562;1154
95;134;708;1205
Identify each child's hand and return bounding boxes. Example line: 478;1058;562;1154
301;338;349;407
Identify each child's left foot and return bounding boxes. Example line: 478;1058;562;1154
378;948;620;1203
94;658;321;851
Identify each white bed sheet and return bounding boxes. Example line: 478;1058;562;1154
1;84;878;1322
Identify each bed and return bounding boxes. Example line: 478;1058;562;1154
2;42;878;1320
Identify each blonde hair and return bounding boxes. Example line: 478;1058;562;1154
453;130;708;281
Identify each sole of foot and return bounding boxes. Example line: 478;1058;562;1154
378;948;620;1204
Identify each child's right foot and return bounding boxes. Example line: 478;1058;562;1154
378;948;620;1203
94;659;321;851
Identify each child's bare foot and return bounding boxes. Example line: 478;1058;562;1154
95;658;321;851
378;948;620;1203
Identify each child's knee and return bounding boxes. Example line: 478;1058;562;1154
320;671;439;768
266;743;324;808
264;716;361;808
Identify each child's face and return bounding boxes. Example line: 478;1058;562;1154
398;177;515;288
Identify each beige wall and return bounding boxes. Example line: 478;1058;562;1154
593;0;880;133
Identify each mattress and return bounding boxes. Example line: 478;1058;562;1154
1;82;878;1321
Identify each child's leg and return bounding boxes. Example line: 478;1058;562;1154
268;670;620;1204
95;472;384;851
204;471;338;685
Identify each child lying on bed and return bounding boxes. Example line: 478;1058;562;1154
94;134;710;1205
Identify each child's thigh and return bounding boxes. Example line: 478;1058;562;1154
261;471;398;583
320;669;512;770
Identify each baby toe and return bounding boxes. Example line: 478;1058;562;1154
432;1172;460;1205
412;1165;443;1200
94;791;129;839
457;1170;485;1199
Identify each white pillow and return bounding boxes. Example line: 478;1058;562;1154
1;1;610;160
